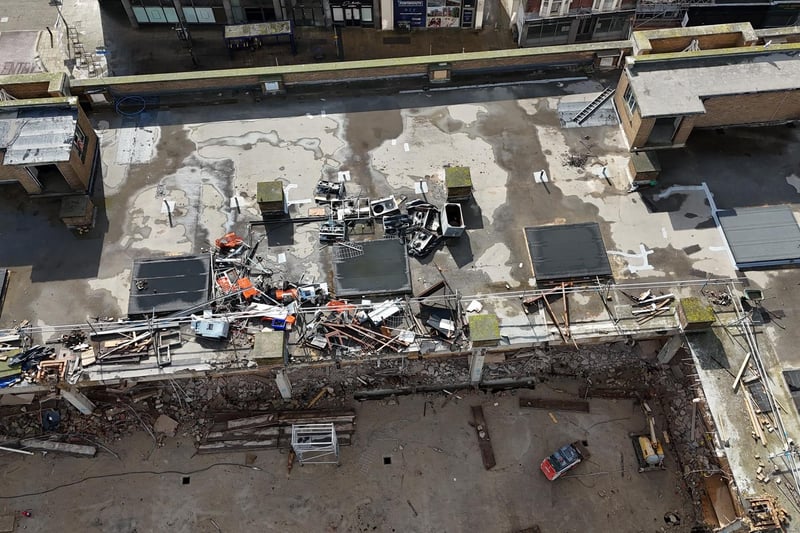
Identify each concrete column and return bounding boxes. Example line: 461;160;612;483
474;0;485;29
657;335;683;365
274;0;287;20
469;349;486;385
61;387;96;415
223;0;235;24
56;162;88;191
120;0;140;29
6;166;42;194
380;0;393;30
276;370;293;399
172;0;188;24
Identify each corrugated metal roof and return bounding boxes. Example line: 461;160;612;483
0;107;77;166
718;205;800;268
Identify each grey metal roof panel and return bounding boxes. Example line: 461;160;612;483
718;205;800;267
128;255;211;317
525;223;613;283
333;239;412;297
0;108;77;165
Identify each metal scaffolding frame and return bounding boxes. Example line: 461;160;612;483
291;423;340;465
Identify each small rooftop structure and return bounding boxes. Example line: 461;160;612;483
525;223;613;285
616;24;800;150
0;106;78;165
626;51;800;118
468;314;501;347
717;205;800;269
128;255;212;317
332;239;412;297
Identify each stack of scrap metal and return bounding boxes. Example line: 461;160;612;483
624;290;675;325
197;409;356;454
522;282;575;344
384;200;444;258
301;298;417;356
2;344;78;387
95;332;153;365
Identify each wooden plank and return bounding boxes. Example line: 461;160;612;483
471;405;496;470
226;413;278;430
731;352;752;393
20;438;96;457
519;397;590;412
579;386;642;399
522;285;562;306
542;295;568;344
743;393;766;447
416;280;445;298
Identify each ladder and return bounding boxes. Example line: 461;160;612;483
571;87;616;125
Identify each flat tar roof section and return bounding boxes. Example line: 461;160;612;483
332;239;412;297
128;255;211;317
627;52;800;118
717;205;800;269
525;223;612;284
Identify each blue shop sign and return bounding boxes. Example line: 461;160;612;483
395;0;426;27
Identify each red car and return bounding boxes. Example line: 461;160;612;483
540;441;590;480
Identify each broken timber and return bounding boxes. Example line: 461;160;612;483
519;397;590;412
197;409;355;454
20;438;97;457
471;405;496;470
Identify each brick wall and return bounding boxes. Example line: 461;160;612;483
526;0;542;13
0;74;67;99
647;33;743;54
614;73;654;148
694;90;800;128
0;82;51;100
0;157;41;194
672;115;696;146
64;107;98;191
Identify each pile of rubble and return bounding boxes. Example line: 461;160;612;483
197;408;356;454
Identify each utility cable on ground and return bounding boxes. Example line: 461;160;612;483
0;462;264;500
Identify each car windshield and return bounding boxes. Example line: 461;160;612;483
548;444;579;471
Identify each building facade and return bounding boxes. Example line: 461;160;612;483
513;0;635;47
615;23;800;151
118;0;485;29
504;0;800;48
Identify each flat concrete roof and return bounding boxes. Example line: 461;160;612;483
717;205;800;268
627;51;800;118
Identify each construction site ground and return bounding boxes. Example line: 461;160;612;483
0;383;693;533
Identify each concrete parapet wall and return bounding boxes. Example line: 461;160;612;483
62;41;629;101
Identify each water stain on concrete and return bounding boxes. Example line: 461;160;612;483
343;110;404;198
464;100;612;285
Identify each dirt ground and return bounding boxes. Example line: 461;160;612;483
0;380;693;533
